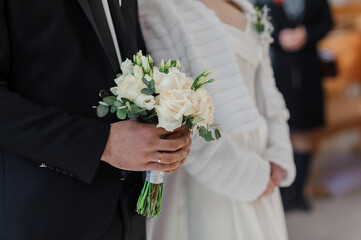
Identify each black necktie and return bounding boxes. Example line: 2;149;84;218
107;0;132;60
88;0;120;73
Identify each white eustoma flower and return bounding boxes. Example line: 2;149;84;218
135;94;156;110
120;59;133;75
133;65;144;79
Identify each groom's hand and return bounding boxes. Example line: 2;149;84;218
101;120;191;173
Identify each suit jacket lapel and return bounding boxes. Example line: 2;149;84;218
77;0;116;74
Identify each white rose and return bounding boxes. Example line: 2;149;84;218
153;67;192;93
156;90;195;131
192;88;215;127
110;86;118;96
115;74;145;101
133;65;144;79
135;94;156;110
121;59;133;75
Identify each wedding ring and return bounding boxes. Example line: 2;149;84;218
157;152;162;163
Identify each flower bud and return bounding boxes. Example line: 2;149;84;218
159;60;165;72
135;56;142;66
137;50;143;58
147;54;154;66
141;56;151;74
166;59;172;69
176;60;181;71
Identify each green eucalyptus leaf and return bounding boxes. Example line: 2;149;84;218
150;79;155;89
145;111;157;119
121;98;132;103
204;132;214;142
141;88;152;95
110;105;117;113
139;110;148;116
128;112;140;119
199;126;208;134
116;109;127;120
99;101;108;106
215;129;221;140
103;96;116;105
142;77;150;87
97;105;109;118
192;117;204;124
113;100;122;108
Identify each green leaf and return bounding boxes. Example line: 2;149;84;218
97;105;109;118
199;126;208;134
139;110;148;116
116;109;127;120
98;101;108;106
141;88;152;95
116;73;122;78
114;100;122;108
103;96;117;105
185;120;193;130
142;77;150;87
121;98;132;104
145;110;157;119
150;79;155;89
128;112;140;119
215;129;221;140
110;105;117;113
204;132;214;142
192;117;204;124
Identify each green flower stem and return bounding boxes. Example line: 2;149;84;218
136;181;164;218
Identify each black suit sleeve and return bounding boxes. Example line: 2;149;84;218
0;0;110;184
305;0;333;47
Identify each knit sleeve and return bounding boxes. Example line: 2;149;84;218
257;46;296;187
183;132;271;202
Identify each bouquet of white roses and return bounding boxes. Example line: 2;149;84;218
95;51;220;218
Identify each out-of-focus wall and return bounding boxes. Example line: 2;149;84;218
319;1;361;97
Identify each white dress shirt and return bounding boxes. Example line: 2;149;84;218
101;0;122;68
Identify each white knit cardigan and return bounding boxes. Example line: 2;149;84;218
139;0;296;202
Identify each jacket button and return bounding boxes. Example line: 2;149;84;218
99;90;109;98
120;171;129;179
70;172;78;178
39;163;47;168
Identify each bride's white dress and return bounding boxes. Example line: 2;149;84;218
140;0;296;239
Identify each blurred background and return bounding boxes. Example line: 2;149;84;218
276;0;361;239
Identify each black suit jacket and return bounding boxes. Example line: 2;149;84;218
0;0;145;239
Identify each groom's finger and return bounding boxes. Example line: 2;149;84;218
165;153;188;175
152;139;191;165
146;161;181;172
157;135;190;152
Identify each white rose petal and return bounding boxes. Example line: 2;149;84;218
156;113;183;132
191;88;215;127
153;67;192;93
120;59;133;75
155;89;195;131
110;87;118;96
135;94;156;110
115;74;145;101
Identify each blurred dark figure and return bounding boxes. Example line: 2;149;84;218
254;0;333;211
